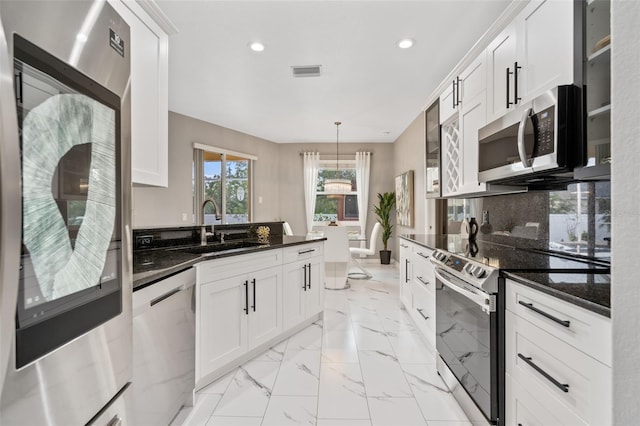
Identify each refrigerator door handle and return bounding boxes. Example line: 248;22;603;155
0;16;22;393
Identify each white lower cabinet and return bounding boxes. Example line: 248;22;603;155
282;244;324;330
247;266;283;350
195;244;323;389
399;239;435;352
505;279;611;425
198;274;249;381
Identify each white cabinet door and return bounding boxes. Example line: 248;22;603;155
282;260;307;330
198;275;247;381
247;266;282;350
486;23;517;122
459;54;486;107
110;0;169;186
458;90;487;195
304;257;324;317
516;0;576;103
439;82;458;124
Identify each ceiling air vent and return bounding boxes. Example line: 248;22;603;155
291;65;322;78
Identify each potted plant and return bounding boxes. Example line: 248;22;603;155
373;191;396;264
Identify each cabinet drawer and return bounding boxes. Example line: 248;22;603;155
411;278;435;348
197;249;282;284
506;372;587;426
506;279;611;366
283;242;323;264
412;249;434;289
506;311;611;425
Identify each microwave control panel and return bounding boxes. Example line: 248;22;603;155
534;106;555;155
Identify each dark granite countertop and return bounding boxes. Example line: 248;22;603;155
504;272;611;318
400;234;611;317
133;236;325;291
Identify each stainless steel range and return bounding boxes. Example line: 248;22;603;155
430;249;502;425
429;236;611;426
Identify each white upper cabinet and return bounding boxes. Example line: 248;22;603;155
109;0;175;187
486;0;580;123
516;0;577;102
458;90;487;195
440;54;486;125
440;55;487;197
439;81;458;124
486;23;517;122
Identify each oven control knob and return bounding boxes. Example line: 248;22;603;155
472;267;487;279
463;263;474;275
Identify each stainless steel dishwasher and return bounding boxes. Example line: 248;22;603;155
131;268;196;425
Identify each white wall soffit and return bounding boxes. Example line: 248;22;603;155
192;142;258;161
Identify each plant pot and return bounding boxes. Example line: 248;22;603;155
379;250;391;265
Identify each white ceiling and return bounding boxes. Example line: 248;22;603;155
157;0;511;143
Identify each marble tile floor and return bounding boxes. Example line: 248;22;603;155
173;263;473;426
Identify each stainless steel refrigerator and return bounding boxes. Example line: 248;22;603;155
0;1;132;424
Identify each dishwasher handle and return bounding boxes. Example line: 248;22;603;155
150;286;183;307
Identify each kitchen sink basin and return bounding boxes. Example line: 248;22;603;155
174;240;265;255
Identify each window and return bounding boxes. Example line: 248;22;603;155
193;144;255;224
314;160;359;224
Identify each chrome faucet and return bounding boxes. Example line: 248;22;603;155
201;199;218;245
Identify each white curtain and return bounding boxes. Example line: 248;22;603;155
355;152;371;240
303;152;320;234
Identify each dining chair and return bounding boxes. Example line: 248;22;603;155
322;226;350;290
348;222;382;279
283;222;293;236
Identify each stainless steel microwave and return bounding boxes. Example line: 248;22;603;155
478;85;584;188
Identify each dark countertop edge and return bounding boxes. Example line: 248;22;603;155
503;271;611;318
399;234;437;249
399;234;611;319
133;237;326;291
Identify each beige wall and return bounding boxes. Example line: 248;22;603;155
278;143;395;256
133;112;395;246
393;112;427;257
132;112;281;227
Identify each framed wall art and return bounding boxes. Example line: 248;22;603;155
395;170;414;227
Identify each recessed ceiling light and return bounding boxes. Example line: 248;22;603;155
397;38;414;49
249;42;265;52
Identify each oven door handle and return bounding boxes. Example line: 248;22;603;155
517;106;534;168
434;267;494;313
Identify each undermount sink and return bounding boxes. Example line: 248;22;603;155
175;240;265;255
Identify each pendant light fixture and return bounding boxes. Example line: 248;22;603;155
323;121;352;194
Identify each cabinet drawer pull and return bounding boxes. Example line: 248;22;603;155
307;263;312;289
244;280;249;315
416;252;430;259
416;308;429;321
517;353;569;393
416;276;429;286
405;259;409;283
298;249;315;255
303;264;307;291
150;287;182;306
518;300;570;327
400;243;408;248
251;278;256;312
